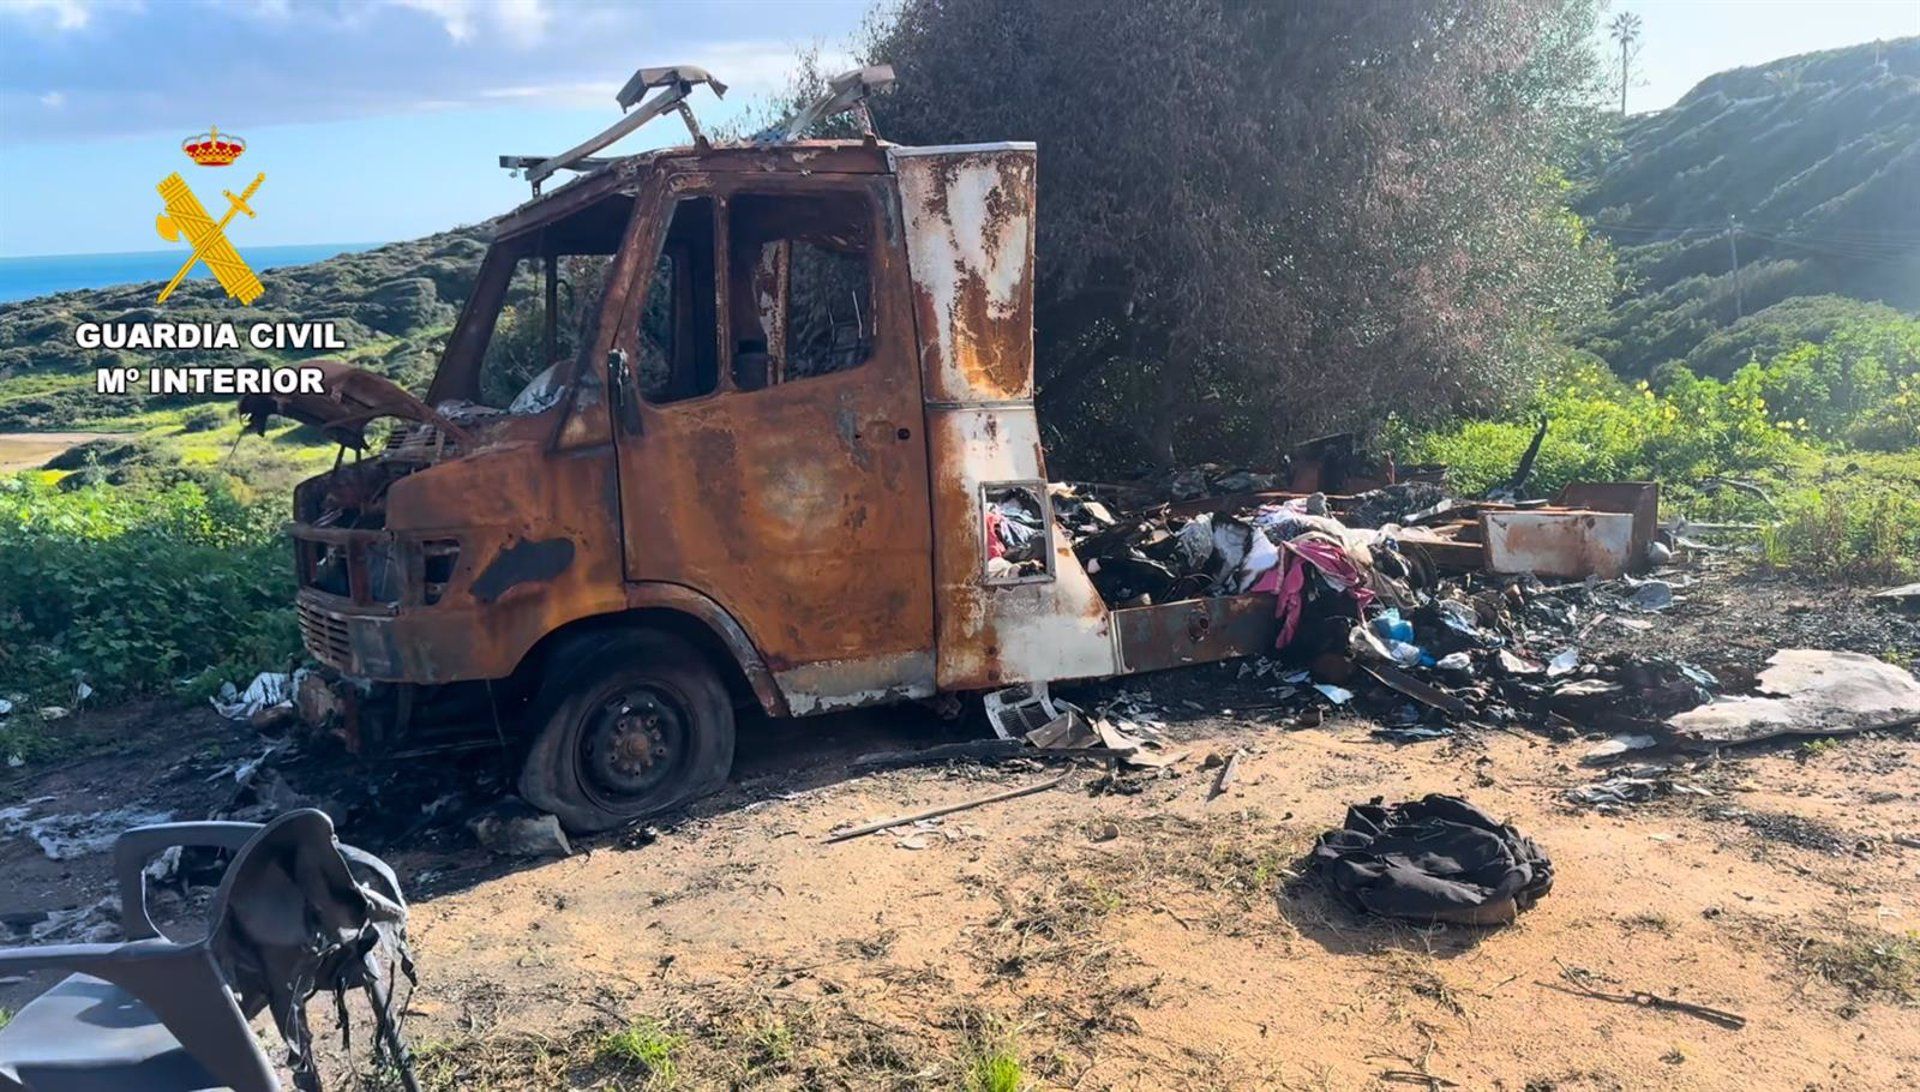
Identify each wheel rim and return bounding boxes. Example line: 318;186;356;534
577;685;692;809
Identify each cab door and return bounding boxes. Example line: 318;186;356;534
609;174;936;714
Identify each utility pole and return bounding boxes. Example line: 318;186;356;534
1726;213;1744;319
1608;12;1643;117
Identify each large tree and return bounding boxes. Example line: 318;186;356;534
858;0;1614;471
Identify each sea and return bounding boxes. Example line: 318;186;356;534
0;243;383;305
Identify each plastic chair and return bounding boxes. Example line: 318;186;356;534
0;809;415;1092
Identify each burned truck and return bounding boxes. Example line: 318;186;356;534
249;67;1296;831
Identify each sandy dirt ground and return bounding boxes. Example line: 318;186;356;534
0;431;117;472
2;569;1918;1090
380;715;1919;1091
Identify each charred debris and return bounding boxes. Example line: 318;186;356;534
976;436;1920;799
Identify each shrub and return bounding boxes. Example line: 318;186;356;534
178;403;230;433
0;473;296;719
1760;481;1920;584
1391;358;1793;496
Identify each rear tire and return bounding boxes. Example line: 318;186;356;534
517;629;735;833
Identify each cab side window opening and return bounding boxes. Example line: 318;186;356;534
726;192;874;391
638;197;718;404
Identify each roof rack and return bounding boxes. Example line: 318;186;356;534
508;64;728;195
754;65;896;143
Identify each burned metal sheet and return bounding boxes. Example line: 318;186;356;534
471;538;576;603
890;144;1037;404
1112;594;1278;675
891;144;1108;689
608;169;937;714
927;406;1118;689
241;360;468;450
1483;510;1634;580
1555;482;1659;571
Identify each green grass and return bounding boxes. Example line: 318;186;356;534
961;1037;1026;1092
1797;738;1841;761
598;1019;683;1087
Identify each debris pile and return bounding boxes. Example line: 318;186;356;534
989;465;1920;807
1040;475;1708;746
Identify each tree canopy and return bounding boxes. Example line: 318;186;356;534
860;0;1615;472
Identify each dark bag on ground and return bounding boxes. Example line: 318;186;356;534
1310;794;1552;925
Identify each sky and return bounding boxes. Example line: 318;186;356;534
0;0;1915;258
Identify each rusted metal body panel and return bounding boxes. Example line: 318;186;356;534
893;145;1122;690
1554;482;1658;571
1112;594;1279;674
891;144;1037;404
607;165;938;715
1483;510;1635;579
293;436;629;684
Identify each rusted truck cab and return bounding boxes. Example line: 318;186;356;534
278;137;1270;830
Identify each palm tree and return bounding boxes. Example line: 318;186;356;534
1608;11;1643;116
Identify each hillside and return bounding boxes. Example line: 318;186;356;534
0;228;488;430
1580;37;1920;377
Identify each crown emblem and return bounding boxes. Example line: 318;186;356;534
182;126;246;167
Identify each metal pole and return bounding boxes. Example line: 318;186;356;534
1727;214;1743;319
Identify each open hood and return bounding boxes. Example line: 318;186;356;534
239;360;470;450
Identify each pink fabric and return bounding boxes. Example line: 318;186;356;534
1250;548;1310;648
1252;535;1375;650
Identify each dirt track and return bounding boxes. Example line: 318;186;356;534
0;431;116;472
3;568;1918;1090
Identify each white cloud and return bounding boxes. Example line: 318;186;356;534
387;0;548;46
698;39;858;98
0;0;141;32
492;0;548;44
475;80;620;108
39;90;65;107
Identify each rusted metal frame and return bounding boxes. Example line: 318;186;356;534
497;145;887;236
1110;593;1279;675
751;240;791;382
622;582;790;717
495;163;631;238
299;585;394;619
673;144;891;176
609;173;732;414
289;525;419;609
713;191;735;395
548;178;656;455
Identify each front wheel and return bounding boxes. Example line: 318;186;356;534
517;630;735;833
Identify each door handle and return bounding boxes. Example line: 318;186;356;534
608;348;642;435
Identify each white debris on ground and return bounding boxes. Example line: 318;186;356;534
1667;649;1920;747
211;670;303;723
0;801;175;861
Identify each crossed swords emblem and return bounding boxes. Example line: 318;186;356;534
154;171;266;305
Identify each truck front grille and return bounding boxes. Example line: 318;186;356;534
298;599;353;670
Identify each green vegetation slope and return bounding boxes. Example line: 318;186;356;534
0;229;487;430
1581;37;1920;377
